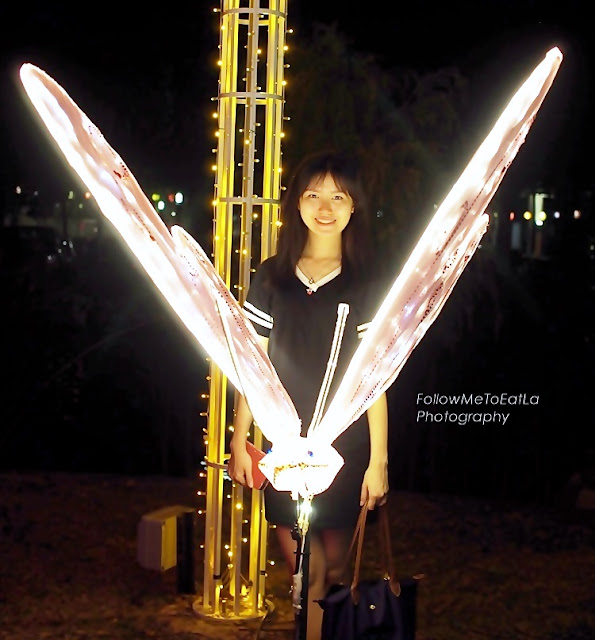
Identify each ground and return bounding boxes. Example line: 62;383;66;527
1;472;594;640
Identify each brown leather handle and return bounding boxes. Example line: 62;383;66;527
379;503;401;597
344;502;400;603
340;501;367;583
350;504;369;602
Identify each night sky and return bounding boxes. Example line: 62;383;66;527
1;1;593;201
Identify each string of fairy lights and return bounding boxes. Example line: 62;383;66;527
192;2;292;585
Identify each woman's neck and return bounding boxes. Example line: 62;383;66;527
301;234;342;261
298;236;343;283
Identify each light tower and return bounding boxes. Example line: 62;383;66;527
193;0;288;622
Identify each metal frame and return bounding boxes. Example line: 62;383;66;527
193;0;288;622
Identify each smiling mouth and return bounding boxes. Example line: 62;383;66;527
315;218;335;225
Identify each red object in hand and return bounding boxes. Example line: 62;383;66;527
246;441;269;489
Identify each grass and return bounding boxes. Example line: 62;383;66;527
0;472;593;639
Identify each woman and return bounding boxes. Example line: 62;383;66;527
228;151;389;640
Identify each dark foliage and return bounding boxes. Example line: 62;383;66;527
0;231;208;477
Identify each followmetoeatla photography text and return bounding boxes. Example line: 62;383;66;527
416;393;540;426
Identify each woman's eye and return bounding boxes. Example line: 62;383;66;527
306;193;318;198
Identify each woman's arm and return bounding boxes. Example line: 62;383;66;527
360;392;389;509
228;394;256;488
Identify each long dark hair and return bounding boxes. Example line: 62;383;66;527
271;150;372;284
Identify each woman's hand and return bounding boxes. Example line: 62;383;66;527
360;460;388;510
228;440;254;489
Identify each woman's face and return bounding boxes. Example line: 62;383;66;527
298;173;354;239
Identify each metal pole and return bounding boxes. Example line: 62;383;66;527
294;528;310;640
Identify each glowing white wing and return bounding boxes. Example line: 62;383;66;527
18;63;301;446
310;47;563;445
171;226;300;439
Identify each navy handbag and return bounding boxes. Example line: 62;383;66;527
318;503;416;640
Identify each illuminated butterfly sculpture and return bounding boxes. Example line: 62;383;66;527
20;48;562;518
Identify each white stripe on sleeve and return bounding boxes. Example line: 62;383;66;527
243;300;273;329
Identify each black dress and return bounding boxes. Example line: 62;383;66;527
243;256;381;530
